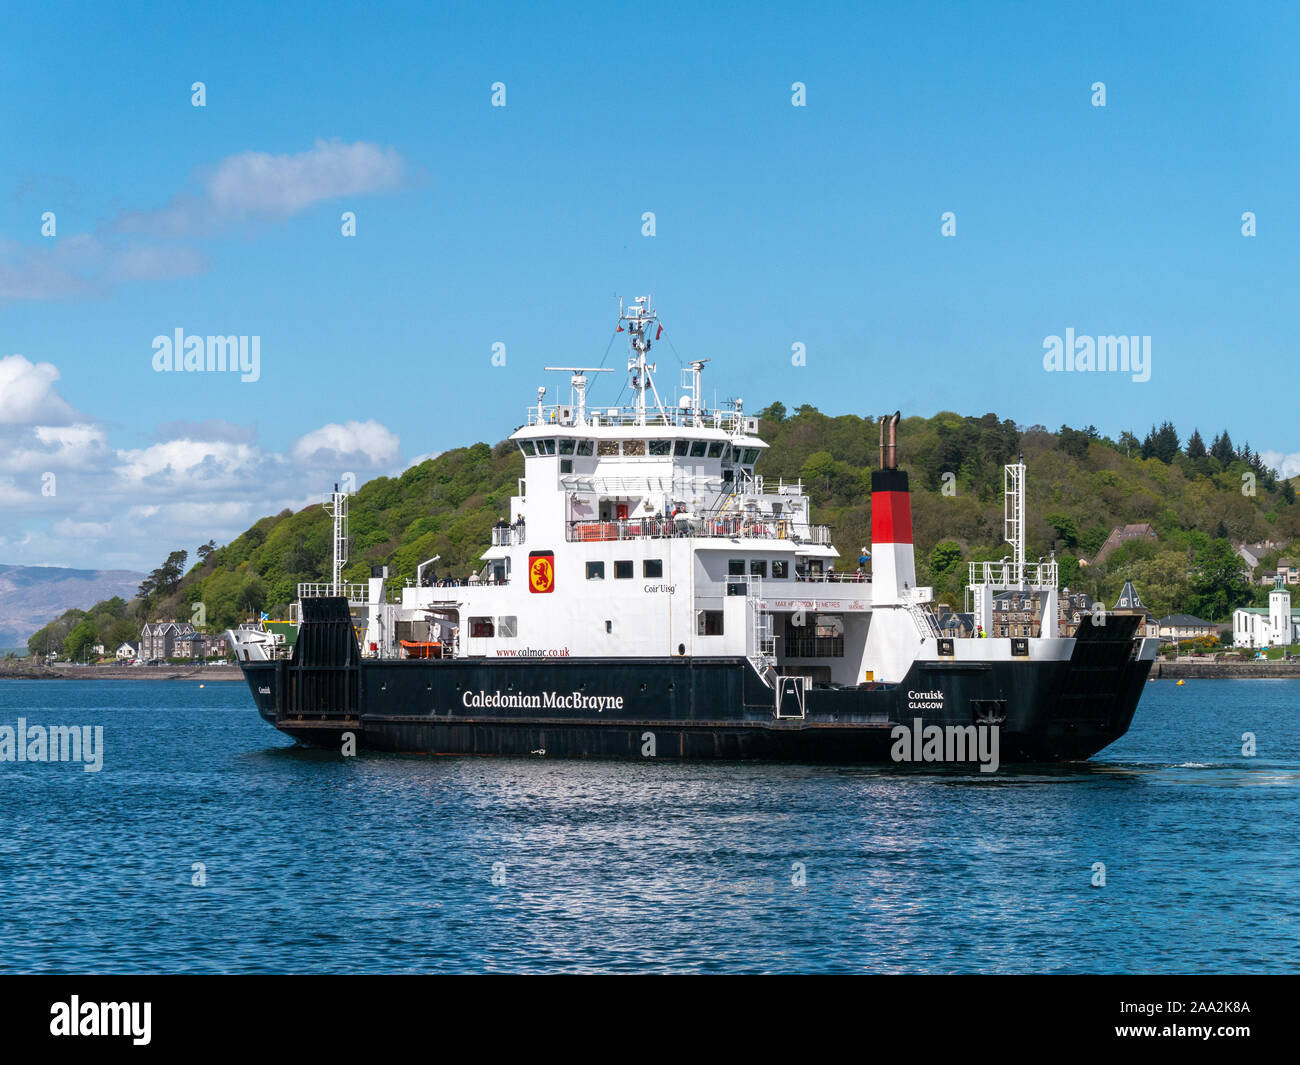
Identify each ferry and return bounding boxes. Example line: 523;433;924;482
229;297;1157;763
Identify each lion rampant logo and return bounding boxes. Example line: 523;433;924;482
528;551;555;593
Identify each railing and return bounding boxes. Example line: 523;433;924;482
968;559;1059;588
527;404;748;431
491;523;526;546
298;582;369;601
566;518;831;543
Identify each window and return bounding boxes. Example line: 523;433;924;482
644;559;663;578
673;440;690;456
560;459;573;474
707;442;724;458
614;560;634;579
539;439;557;455
728;559;746;576
519;440;536;456
772;560;789;579
558;438;575;455
623;439;645;456
743;448;760;464
576;439;594;456
750;560;767;578
726;582;747;596
689;441;708;458
649;440;672;456
722;469;734;482
498;616;517;638
586;561;605;580
697;610;724;636
598;440;620;456
469;617;494;638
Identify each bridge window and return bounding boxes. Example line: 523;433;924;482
623;439;645;456
469;617;494;638
598;440;620;456
539;439;557;455
697;610;724;636
750;559;767;578
498;616;517;638
644;559;663;578
576;439;594;456
586;561;605;580
614;560;633;579
728;559;745;576
558;438;575;455
649;440;672;456
689;441;708;458
674;440;690;456
707;442;724;458
772;560;789;578
743;448;760;464
519;441;536;456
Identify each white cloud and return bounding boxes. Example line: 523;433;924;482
116;139;405;237
1;139;404;306
291;419;401;469
113;439;262;487
0;355;80;424
1261;450;1300;480
0;354;417;569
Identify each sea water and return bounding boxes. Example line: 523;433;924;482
0;678;1296;973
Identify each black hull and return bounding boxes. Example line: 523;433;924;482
239;599;1152;764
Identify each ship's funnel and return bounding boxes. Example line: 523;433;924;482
870;411;915;605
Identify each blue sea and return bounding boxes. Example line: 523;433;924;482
0;677;1296;974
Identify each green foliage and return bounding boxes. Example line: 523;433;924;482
62;617;99;660
33;414;1300;638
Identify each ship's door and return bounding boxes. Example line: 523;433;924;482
615;503;629;521
775;675;809;719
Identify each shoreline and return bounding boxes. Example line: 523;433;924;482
1152;658;1300;679
0;662;243;681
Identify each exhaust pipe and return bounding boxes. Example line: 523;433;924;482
879;410;901;470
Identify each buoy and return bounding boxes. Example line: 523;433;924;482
199;684;205;688
1176;679;1185;686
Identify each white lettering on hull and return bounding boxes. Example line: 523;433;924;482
462;690;626;712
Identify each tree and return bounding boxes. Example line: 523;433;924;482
760;402;786;423
1185;429;1207;460
196;540;217;565
1188;539;1253;620
1057;426;1091;460
203;570;268;629
801;451;836;489
1043;513;1080;550
62;618;99;661
930;541;963;577
1210;430;1235;466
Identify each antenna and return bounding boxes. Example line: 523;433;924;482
543;366;615;426
617;295;667;426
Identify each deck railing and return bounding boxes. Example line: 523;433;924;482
565;518;831;544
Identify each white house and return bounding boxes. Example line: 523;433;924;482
1233;584;1298;648
115;641;140;662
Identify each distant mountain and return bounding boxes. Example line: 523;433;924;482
0;564;145;649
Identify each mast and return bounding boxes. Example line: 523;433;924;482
618;295;667;425
323;483;348;595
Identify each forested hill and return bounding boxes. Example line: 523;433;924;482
24;406;1299;655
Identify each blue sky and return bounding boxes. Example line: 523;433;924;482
2;1;1297;570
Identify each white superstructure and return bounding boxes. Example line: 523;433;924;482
257;296;1108;687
